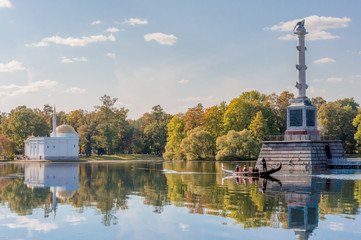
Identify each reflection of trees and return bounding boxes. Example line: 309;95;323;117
2;162;361;231
72;163;169;224
164;162;288;229
0;178;51;216
0;164;24;176
319;180;359;216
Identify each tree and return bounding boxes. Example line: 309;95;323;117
0;134;16;156
318;98;359;153
311;97;326;111
267;91;295;134
179;127;215;160
249;111;269;143
353;109;361;151
184;103;204;132
138;105;172;155
78;112;98;156
0;106;50;153
112;108;132;154
164;113;186;160
67;109;85;132
215;129;259;161
94;95;119;155
224;91;275;133
203;102;227;137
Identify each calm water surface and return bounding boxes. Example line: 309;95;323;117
0;161;361;240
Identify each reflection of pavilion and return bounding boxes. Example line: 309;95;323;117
24;163;79;215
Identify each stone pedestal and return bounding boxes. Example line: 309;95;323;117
286;98;319;139
256;139;346;171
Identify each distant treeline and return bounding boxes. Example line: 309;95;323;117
1;91;361;160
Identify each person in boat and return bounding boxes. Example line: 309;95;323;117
254;166;259;172
242;166;248;172
249;167;253;172
261;157;267;171
235;165;239;172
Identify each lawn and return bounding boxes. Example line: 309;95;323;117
79;154;164;161
346;153;361;159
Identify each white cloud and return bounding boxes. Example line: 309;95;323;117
91;20;102;25
265;15;351;41
313;57;336;64
0;60;25;72
329;222;344;231
65;216;86;226
106;53;116;58
312;78;325;83
61;56;87;63
26;34;115;47
0;0;11;8
144;33;177;45
179;223;190;232
178;79;189;84
178;96;216;102
327;77;343;82
308;86;326;94
0;80;58;97
65;87;86;94
123;18;148;26
1;214;57;232
351;75;361;78
105;27;119;33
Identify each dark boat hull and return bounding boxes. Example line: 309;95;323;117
222;164;282;177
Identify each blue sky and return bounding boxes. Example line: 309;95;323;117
1;0;361;119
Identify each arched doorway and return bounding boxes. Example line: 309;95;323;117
325;145;332;159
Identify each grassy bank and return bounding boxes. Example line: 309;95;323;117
79;154;164;161
346;153;361;159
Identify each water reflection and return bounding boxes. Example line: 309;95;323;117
0;162;360;239
24;163;79;216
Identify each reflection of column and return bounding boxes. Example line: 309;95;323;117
287;193;319;240
52;187;57;211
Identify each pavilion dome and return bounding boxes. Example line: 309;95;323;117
56;124;77;134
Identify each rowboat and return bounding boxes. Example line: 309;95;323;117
222;163;282;177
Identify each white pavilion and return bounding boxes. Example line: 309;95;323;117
24;110;79;160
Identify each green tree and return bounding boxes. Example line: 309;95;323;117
78;112;98;156
353;109;361;151
203;102;227;137
94;95;119;155
128;119;145;154
267;91;294;134
0;134;16;156
112;108;132;154
223;91;275;133
67;109;85;132
0;106;50;153
318;98;359;153
138;105;172;155
311;97;327;111
164;113;186;160
249;111;269;143
216;129;259;160
179;127;215;160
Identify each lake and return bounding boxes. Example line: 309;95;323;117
0;161;361;240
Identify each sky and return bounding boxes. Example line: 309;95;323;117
1;0;361;119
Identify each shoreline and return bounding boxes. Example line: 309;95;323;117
0;154;164;164
0;159;165;164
